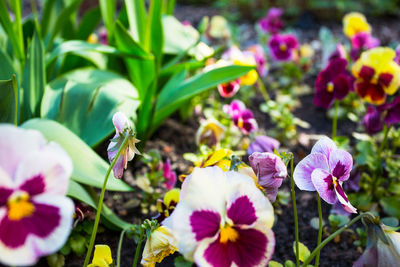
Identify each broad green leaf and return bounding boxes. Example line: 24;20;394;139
153;65;253;130
41;0;56;37
46;40;151;66
47;0;82;49
0;0;24;59
67;180;133;230
22;32;45;120
293;241;311;262
146;0;163;62
162;15;199;54
166;0;176;14
380;197;400;218
114;21;155;99
0;47;16;79
284;260;296;267
0;75;18;124
76;6;101;40
99;0;115;41
124;0;146;44
21;118;134;191
41;68;140;147
268;261;283;267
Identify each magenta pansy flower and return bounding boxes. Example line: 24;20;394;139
268;34;299;61
224;100;258;135
350;32;379;60
293;136;357;213
217;80;240;98
363;95;400;134
107;112;140;179
0;125;74;266
164;167;275;267
394;45;400;65
363;106;383;135
380;95;400;126
328;43;347;62
314;58;352;109
163;158;177;190
247;135;280;155
259;7;284;34
249;152;287;202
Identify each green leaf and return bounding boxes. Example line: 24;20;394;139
99;0;115;41
124;0;147;44
22;32;45;120
41;68;140;147
268;261;284;267
153;65;253;130
0;46;16;79
21;118;134;191
293;241;311;262
41;0;56;37
0;0;24;59
162;15;198;54
69;234;86;256
174;256;193;267
380;197;400;218
76;6;101;40
146;0;163;62
284;260;296;267
46;40;151;66
0;75;19;124
67;180;133;230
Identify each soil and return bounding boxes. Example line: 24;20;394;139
28;3;400;267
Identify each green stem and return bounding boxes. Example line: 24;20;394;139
117;228;128;267
332;100;339;139
83;134;131;267
377;125;391;161
257;77;270;102
301;213;372;267
289;157;300;267
315;194;323;267
132;228;145;267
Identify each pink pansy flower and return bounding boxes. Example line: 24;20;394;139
0;125;74;266
164;167;275;267
350;32;379;60
314;58;352;109
249;152;287;202
246;45;269;77
224;100;258;135
268;34;299;61
163;158;177;190
259;7;284;34
217;80;240;98
293;136;357;213
247;135;280;155
107;112;140;179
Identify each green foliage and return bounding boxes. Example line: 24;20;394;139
293;241;310;262
0;75;18;124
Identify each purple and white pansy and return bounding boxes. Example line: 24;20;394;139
293;136;357;213
0;125;74;266
164;166;275;267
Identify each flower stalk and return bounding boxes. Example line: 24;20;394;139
332;100;339;139
117;228;128;267
289;156;300;267
315;194;323;267
133;227;145;267
83;134;131;267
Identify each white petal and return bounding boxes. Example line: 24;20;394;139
311;136;337;160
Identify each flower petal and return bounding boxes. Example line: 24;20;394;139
311;169;336;204
14;142;72;195
190;210;221;242
311;136;337;160
329;149;353;181
112;112;130;134
293;153;329;191
227;196;257;226
335;183;357;213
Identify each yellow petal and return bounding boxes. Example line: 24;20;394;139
203;149;232;167
343;12;371;37
90;245;112;267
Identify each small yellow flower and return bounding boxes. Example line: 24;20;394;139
300;44;314;58
141;226;177;267
87;33;99;44
198;148;232;171
232;55;258;86
88;245;113;267
343;12;371;37
196;119;226;146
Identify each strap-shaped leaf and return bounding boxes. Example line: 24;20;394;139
0;75;18;124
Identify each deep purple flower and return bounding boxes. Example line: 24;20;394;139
247;135;280;155
293;136;357;213
381;95;400;126
314;58;352;109
224;100;258;135
163;158;177;190
268;34;299;61
363;106;384;135
329;43;347;62
259;8;284;34
0;125;74;266
99;28;108;45
246;45;269;77
249;152;287;202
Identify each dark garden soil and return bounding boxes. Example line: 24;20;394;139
50;4;400;267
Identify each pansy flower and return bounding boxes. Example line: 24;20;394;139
224;100;258;134
268;34;299;61
247;135;280;155
352;47;400;105
88;245;113;267
363;106;384;135
218;79;240;98
163;158;177;190
0;125;74;266
343;12;371;38
259;7;284;34
246;44;269;77
350;32;379;60
164;167;275;267
293;136;357;213
314;58;352;109
156;188;180;222
196;119;226;147
379;95;400;126
107;112;140;178
328;43;347;62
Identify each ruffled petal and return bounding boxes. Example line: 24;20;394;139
329;149;353;181
293;153;329;191
311;169;337;204
311;136;337;160
335;183;357;213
